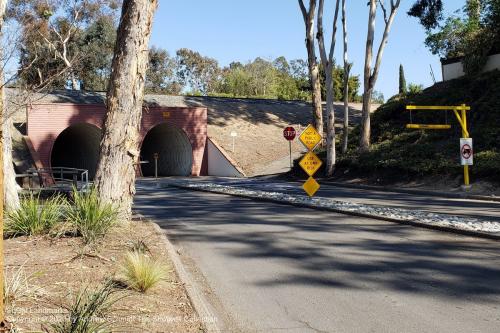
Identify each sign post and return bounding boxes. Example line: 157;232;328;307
230;131;238;153
153;153;159;180
299;124;322;197
460;138;473;186
283;126;296;168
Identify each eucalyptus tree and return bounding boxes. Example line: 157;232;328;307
359;0;401;151
94;0;157;219
316;0;341;176
298;0;324;136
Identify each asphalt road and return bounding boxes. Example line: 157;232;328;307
159;177;500;222
134;182;500;333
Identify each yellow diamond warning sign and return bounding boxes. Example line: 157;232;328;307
303;177;320;197
299;124;322;151
299;151;322;177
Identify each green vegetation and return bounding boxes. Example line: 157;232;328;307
4;265;42;308
50;281;118;333
410;0;500;75
336;70;500;184
119;251;166;293
5;195;66;237
67;188;118;244
399;64;407;94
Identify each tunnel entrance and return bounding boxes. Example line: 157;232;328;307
140;123;193;177
50;123;102;180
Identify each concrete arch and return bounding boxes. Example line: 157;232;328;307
50;123;102;180
140;123;193;176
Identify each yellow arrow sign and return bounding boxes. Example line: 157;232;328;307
299;124;322;151
299;151;322;177
303;177;320;197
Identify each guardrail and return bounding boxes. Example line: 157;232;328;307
16;167;90;192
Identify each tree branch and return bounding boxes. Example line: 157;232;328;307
317;0;328;66
378;0;388;24
329;0;341;63
298;0;308;24
370;0;401;88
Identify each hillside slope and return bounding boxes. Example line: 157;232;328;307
337;70;500;185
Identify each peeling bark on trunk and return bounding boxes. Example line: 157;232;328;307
94;0;158;220
299;0;323;136
341;0;350;154
360;0;400;152
317;0;340;176
3;118;20;211
360;0;377;152
0;0;7;320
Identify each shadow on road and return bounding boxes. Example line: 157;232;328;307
134;185;500;304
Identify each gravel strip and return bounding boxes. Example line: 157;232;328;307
175;182;500;235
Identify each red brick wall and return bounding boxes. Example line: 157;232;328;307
27;103;208;176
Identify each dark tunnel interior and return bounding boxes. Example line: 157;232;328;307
140;123;193;177
50;123;102;180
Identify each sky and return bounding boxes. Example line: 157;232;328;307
150;0;466;100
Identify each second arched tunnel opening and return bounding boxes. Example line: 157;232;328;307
140;123;193;177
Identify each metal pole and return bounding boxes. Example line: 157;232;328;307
154;153;158;180
289;141;292;168
462;105;470;187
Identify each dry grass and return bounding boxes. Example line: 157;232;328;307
4;263;45;308
5;221;202;332
119;251;166;293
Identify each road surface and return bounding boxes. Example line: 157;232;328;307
155;177;500;223
134;181;500;333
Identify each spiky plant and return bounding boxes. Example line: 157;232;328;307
67;188;118;244
5;195;66;236
119;251;166;292
50;280;119;333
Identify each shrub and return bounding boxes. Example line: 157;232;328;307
5;195;66;237
67;188;118;244
119;251;166;292
4;265;43;308
50;281;118;333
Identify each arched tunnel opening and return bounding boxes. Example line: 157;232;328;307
50;123;102;180
140;123;193;177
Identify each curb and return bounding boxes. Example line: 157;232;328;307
315;180;500;203
167;184;500;242
137;216;221;333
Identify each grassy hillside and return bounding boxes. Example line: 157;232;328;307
335;70;500;184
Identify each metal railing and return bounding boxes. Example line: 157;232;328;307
18;167;90;192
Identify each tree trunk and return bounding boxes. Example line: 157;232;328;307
299;0;323;136
360;88;373;149
341;75;349;153
359;0;376;152
3;118;20;211
324;68;335;176
317;0;340;176
310;60;323;136
359;0;401;152
341;0;349;154
94;0;158;220
0;0;7;321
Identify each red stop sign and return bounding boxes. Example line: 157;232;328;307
283;127;296;141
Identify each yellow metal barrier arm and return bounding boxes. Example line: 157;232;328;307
452;109;470;138
406;104;471;187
